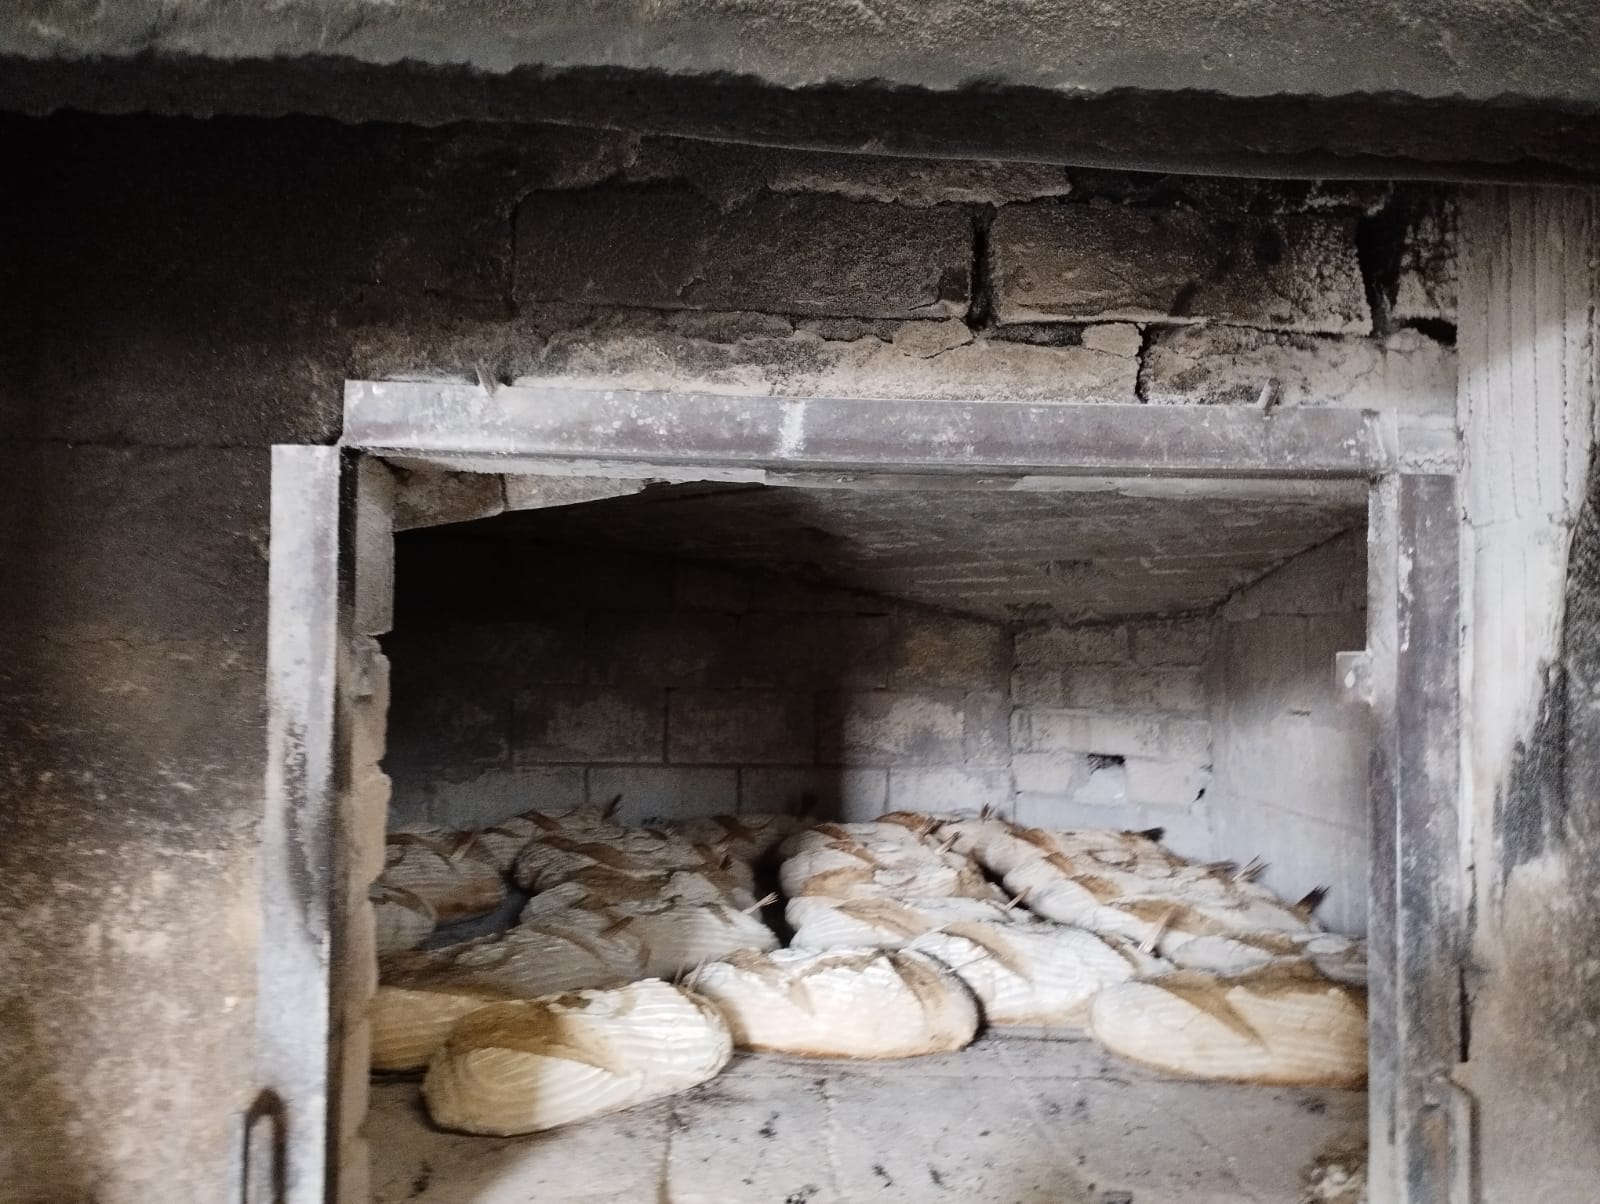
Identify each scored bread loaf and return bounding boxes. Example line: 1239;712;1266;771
1088;962;1368;1088
473;803;624;871
1002;853;1317;954
423;980;733;1135
665;813;806;861
517;865;756;919
516;891;780;978
381;828;505;924
785;895;1025;951
909;919;1164;1029
690;947;979;1059
514;831;754;896
778;822;1000;902
371;882;437;956
370;912;648;1071
599;900;780;979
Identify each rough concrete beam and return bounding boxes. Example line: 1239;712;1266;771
5;1;1600;118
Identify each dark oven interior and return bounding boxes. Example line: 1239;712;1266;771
363;472;1372;1203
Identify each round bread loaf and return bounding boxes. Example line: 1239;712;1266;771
370;882;436;956
381;828;505;924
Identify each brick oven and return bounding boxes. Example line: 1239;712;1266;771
4;8;1600;1204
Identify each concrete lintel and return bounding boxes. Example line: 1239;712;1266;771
345;382;1392;480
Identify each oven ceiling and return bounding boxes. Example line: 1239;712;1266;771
453;479;1363;622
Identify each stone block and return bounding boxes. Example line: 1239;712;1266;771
734;612;822;688
1014;623;1130;667
887;613;1011;689
1011;708;1211;760
1010;751;1092;796
738;767;889;822
1129;618;1216;667
821;614;895;689
1123;757;1212;809
1011;666;1066;707
392;469;505;532
514;685;664;763
1393;195;1458;324
586;612;739;687
1058;667;1208;713
817;691;967;766
385;686;510;775
962;691;1012;765
888;768;1014;815
668;690;815;765
1217;617;1318;707
992;204;1369;334
1141;325;1453;412
519;310;1141;404
516;188;971;319
587;767;739;827
408;766;587;829
386;618;588;689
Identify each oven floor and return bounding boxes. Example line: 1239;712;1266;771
367;1032;1365;1203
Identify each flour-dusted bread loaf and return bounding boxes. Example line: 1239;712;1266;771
779;822;1001;902
517;865;756;921
1162;930;1368;983
1002;850;1318;959
513;830;753;895
691;947;979;1059
473;804;625;871
423;980;733;1135
910;920;1163;1029
786;895;1024;951
1088;962;1368;1088
601;900;780;979
371;882;437;956
381;828;506;924
370;912;648;1071
665;813;806;861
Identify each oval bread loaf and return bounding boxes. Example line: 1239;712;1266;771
691;947;978;1059
1088;962;1368;1088
371;913;648;1071
785;895;1024;951
423;980;733;1135
910;920;1161;1029
665;813;805;861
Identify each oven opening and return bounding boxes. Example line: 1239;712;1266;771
354;471;1371;1204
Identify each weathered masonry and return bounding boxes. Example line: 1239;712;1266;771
1;9;1597;1204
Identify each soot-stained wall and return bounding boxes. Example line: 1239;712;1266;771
385;537;1014;829
0;108;1455;1203
1207;533;1370;935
